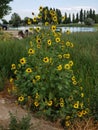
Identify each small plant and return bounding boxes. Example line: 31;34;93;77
0;70;6;91
9;113;32;130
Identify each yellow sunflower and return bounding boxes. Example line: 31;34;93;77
58;54;62;59
65;116;70;120
34;101;39;107
35;75;40;81
60;102;64;107
35;93;40;99
63;53;70;59
53;16;57;22
33;17;37;22
28;48;35;55
60;98;64;102
39;6;43;12
77;111;83;117
27;19;31;25
45;22;49;26
51;25;56;31
36;38;41;44
11;64;16;70
65;121;71;127
55;37;60;43
82;110;87;115
26;68;32;73
47;100;53;106
20;57;26;65
36;27;41;32
64;64;70;70
66;30;71;35
69;60;74;66
10;78;14;83
43;57;49;63
72;80;77;85
18;96;24;102
66;41;71;47
57;65;62;71
73;101;79;109
47;39;52;46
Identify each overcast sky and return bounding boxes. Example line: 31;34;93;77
4;0;98;20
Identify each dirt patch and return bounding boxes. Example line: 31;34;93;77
0;82;63;130
0;97;63;130
3;30;18;38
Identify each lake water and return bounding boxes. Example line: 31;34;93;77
9;26;97;33
60;27;97;32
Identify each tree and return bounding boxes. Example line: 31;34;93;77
76;13;79;23
56;9;62;24
0;0;13;19
80;9;83;23
83;10;86;21
2;19;8;24
72;13;75;23
92;10;96;21
62;12;67;24
84;18;94;26
95;14;98;23
10;13;21;27
66;14;71;24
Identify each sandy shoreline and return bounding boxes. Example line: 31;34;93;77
3;30;19;37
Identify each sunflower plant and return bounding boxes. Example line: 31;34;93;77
11;25;89;127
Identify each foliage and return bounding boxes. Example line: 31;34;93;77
10;13;21;27
10;26;90;127
0;0;13;19
84;18;95;26
9;113;32;130
0;38;28;78
0;31;13;41
67;117;98;130
0;71;5;91
0;23;98;127
65;32;98;121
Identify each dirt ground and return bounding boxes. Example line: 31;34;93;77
4;30;19;37
0;82;63;130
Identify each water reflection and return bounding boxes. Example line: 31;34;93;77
60;27;97;32
9;26;97;33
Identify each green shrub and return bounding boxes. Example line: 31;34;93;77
9;113;32;130
11;26;89;127
84;18;95;26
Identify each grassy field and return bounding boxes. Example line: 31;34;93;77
63;31;98;119
0;29;98;128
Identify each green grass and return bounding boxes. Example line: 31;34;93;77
0;38;30;91
63;31;98;119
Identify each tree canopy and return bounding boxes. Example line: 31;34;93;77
0;0;13;19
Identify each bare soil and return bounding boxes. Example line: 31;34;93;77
0;81;63;130
3;30;19;37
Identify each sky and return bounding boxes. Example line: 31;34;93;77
4;0;98;21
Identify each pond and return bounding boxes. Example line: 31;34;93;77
59;26;97;33
9;26;98;33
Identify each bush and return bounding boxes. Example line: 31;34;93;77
9;113;32;130
84;18;95;26
10;26;89;127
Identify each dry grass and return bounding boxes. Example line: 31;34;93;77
68;118;98;130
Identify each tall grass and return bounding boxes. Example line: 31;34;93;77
63;31;98;119
0;38;29;78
